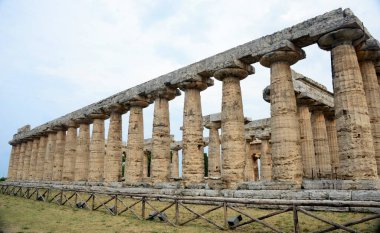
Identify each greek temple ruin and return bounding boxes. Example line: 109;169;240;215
5;8;380;199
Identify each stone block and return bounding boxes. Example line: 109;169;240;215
308;190;329;200
351;190;380;201
328;190;351;201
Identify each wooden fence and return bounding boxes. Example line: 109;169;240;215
0;184;379;232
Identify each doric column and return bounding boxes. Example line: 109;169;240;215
205;122;221;177
260;138;272;180
125;98;149;184
104;105;125;183
312;111;332;178
253;155;259;181
298;105;316;179
180;78;211;186
10;144;20;180
43;131;57;181
74;119;91;181
214;66;252;188
142;150;149;178
170;148;180;178
35;136;47;181
357;49;380;176
318;28;378;179
88;113;108;182
151;88;177;184
244;138;255;181
52;129;66;181
62;120;78;182
325;117;339;176
16;142;26;180
7;144;16;180
260;44;304;183
28;138;40;180
22;140;32;180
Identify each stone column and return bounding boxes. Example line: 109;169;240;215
35;136;47;181
74;119;91;182
318;28;378;179
325;117;339;176
244;139;255;181
312;111;332;178
52;129;66;181
22;140;32;180
298;105;316;179
260;139;272;180
205;122;221;177
88;114;108;182
171;148;180;178
28;138;40;180
10;144;20;180
16;142;26;180
7;145;16;180
142;150;149;178
125;98;149;184
180;79;210;187
260;45;304;183
62;121;78;182
151;89;177;184
357;50;380;176
43;131;57;181
214;67;252;188
104;105;125;183
253;156;259;181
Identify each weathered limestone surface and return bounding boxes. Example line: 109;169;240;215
312;111;332;178
10;145;20;180
244;140;255;181
22;141;32;180
181;80;210;186
214;67;251;188
151;90;176;183
104;109;123;182
43;132;56;181
62;122;77;181
35;137;47;181
205;122;221;177
326;118;339;175
358;54;380;176
52;130;66;181
88;115;107;182
28;139;39;180
318;28;378;180
74;123;90;181
260;47;304;183
298;105;316;179
171;149;179;178
10;8;366;144
260;139;272;180
125;101;148;184
7;145;15;180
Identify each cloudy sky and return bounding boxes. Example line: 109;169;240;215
0;0;379;177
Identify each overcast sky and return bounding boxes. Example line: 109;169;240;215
0;0;379;177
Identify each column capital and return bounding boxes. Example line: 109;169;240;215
260;49;304;68
88;113;109;120
63;119;78;128
104;103;129;115
204;121;221;130
127;95;150;108
152;87;180;101
318;28;365;51
213;66;253;81
179;75;213;91
74;117;93;125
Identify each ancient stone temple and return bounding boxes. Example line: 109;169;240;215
6;8;380;197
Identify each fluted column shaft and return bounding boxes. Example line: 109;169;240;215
359;58;380;176
171;149;179;178
312;111;332;178
244;141;255;181
35;136;47;180
28;139;40;180
260;139;272;180
7;145;16;180
88;116;107;182
151;96;172;183
22;141;32;180
10;145;20;180
74;123;90;181
43;132;57;181
53;130;66;181
104;110;123;183
318;28;378;179
125;104;147;183
62;124;77;181
17;142;26;180
298;105;316;179
181;81;208;186
214;67;250;188
326;118;339;175
206;122;221;177
260;49;304;182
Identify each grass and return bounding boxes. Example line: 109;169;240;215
0;193;379;233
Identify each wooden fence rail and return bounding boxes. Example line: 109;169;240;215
0;184;379;232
